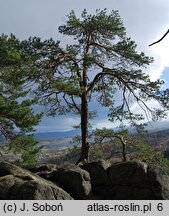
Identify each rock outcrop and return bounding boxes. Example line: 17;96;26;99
37;165;92;199
107;160;154;199
1;160;169;200
0;161;73;200
81;160;112;199
147;164;169;200
36;160;169;200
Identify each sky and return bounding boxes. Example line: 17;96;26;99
0;0;169;132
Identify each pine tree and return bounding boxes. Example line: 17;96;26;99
0;34;42;166
21;9;169;164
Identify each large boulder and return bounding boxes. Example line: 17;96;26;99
44;165;92;199
147;165;169;200
0;161;73;200
108;160;148;186
81;160;112;199
81;159;111;186
107;160;169;200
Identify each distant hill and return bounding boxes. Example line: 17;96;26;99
144;120;169;132
33;124;169;149
128;120;169;133
34;120;169;140
34;129;81;140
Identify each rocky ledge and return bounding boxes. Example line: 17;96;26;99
0;160;169;200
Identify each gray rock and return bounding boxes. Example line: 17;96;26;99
1;160;169;200
81;159;111;186
0;161;73;200
108;160;148;186
107;160;169;200
81;160;111;199
29;164;57;173
147;165;169;199
49;165;92;199
0;175;15;199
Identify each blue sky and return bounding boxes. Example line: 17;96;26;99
161;67;169;88
1;0;169;132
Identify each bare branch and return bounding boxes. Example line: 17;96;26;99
149;29;169;47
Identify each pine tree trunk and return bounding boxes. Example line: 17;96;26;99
76;92;89;165
76;39;90;165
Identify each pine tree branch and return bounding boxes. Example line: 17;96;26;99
149;29;169;47
71;95;81;114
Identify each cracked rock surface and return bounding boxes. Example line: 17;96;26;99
1;160;169;200
0;161;73;200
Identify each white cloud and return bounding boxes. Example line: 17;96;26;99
36;116;80;132
92;118;123;130
93;120;114;129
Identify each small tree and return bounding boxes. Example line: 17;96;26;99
22;9;169;164
92;128;131;162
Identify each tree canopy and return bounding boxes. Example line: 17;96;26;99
3;9;169;164
0;34;43;167
0;34;42;138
